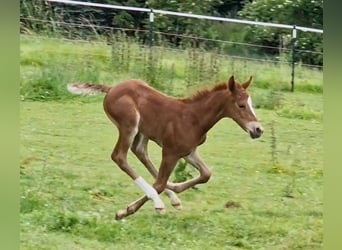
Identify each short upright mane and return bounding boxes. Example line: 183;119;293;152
180;82;228;103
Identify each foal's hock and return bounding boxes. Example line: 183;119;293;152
67;75;264;220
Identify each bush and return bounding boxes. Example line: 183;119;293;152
252;89;283;110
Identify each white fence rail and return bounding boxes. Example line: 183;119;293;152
47;0;323;34
44;0;323;91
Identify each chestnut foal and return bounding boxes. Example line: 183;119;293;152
67;75;264;220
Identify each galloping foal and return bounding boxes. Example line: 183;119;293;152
67;75;264;220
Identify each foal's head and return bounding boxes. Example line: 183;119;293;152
226;75;264;139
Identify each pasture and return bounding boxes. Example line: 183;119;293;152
20;35;323;249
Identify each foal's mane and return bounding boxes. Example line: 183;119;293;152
179;82;228;103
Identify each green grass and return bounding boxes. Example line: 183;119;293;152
20;34;323;249
20;98;322;249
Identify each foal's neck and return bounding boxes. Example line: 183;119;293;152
187;90;228;134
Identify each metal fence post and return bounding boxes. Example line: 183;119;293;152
149;9;154;47
291;25;297;92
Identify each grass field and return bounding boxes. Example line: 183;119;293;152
20;35;322;102
20;35;323;249
20;97;323;249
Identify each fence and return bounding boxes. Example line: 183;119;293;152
20;0;323;93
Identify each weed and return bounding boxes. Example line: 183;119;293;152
295;83;323;94
20;66;68;101
20;35;323;101
283;174;296;198
252;89;283;110
173;159;193;183
20;61;103;101
185;46;200;89
145;47;164;91
110;32;132;73
277;106;322;121
46;210;80;233
20;192;44;214
270;119;278;169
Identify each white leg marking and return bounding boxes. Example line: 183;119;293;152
129;111;140;141
133;135;181;207
135;176;165;209
247;96;257;117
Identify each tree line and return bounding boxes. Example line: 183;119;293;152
20;0;323;65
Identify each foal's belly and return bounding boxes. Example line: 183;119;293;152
138;125;163;146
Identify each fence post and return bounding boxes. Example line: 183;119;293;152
149;9;154;47
291;25;297;92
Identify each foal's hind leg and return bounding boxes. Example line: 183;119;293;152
131;133;182;209
166;150;212;193
111;126;139;180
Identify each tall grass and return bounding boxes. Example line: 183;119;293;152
20;34;323;102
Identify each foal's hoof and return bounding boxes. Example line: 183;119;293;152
172;202;182;210
115;209;127;220
155;207;166;215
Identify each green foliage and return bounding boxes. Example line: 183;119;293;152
20;66;70;101
20;35;323;102
146;0;222;45
252;89;283;110
20;63;103;101
173;159;193;183
110;31;133;72
270;119;278;168
239;0;323;65
20;0;53;33
212;0;248;17
20;0;322;65
20;192;44;214
295;82;323;94
185;47;221;89
144;48;164;90
46;210;81;233
277;106;322;121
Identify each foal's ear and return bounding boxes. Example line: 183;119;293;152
228;75;235;92
242;76;253;89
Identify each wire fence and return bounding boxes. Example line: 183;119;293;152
20;9;323;96
20;16;322;69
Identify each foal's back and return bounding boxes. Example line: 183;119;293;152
103;79;186;142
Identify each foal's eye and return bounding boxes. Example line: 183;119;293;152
238;104;245;109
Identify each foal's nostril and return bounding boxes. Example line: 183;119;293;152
246;122;264;139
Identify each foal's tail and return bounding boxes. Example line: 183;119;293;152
67;83;111;95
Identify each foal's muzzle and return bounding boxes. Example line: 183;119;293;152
246;121;264;139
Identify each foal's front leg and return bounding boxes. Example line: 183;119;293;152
131;134;182;209
152;153;180;204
